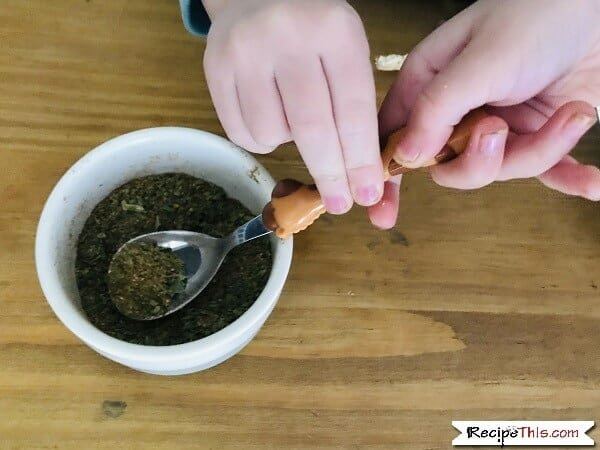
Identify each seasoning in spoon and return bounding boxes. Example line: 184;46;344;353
108;242;187;320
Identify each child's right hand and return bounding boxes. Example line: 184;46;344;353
203;0;384;214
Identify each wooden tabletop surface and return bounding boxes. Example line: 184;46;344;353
1;0;599;448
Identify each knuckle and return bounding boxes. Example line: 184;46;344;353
324;4;368;51
306;158;347;183
225;18;264;59
338;123;370;141
311;171;346;183
249;124;289;148
416;87;447;116
336;100;375;130
325;2;363;30
260;3;304;40
340;96;374;115
413;85;465;129
266;2;297;26
291;118;329;141
227;28;251;58
227;133;273;154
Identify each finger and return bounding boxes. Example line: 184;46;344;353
378;6;479;139
430;116;508;189
204;53;273;153
498;101;597;180
392;37;515;169
486;102;549;134
367;176;402;230
538;156;600;201
275;56;352;214
322;36;383;206
236;67;291;148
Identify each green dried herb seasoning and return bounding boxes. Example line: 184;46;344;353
108;242;187;319
75;173;272;346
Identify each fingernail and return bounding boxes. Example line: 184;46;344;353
478;130;507;156
369;182;400;230
564;113;596;137
323;196;350;214
394;143;420;163
355;184;382;205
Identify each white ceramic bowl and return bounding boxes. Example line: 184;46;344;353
35;127;293;375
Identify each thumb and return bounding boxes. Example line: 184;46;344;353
378;4;480;140
393;39;513;169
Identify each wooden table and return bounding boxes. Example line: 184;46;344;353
1;1;599;448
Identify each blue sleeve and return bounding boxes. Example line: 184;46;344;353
179;0;211;36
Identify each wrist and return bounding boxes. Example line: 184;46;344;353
202;0;231;19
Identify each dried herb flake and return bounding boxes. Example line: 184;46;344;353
108;242;187;319
75;173;272;346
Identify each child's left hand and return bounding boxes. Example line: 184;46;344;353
370;0;600;230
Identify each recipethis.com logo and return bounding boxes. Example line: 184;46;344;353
452;421;594;447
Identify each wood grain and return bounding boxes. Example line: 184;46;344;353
1;0;599;449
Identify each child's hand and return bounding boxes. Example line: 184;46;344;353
371;0;600;229
203;0;383;214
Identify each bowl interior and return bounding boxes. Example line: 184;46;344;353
36;127;292;363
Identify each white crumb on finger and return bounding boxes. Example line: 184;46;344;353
375;54;407;71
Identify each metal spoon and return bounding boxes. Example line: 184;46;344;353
109;214;272;321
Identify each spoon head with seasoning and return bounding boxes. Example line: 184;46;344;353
107;215;272;321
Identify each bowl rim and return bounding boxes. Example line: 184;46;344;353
35;126;293;363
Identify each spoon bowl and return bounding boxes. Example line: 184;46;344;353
110;215;272;320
